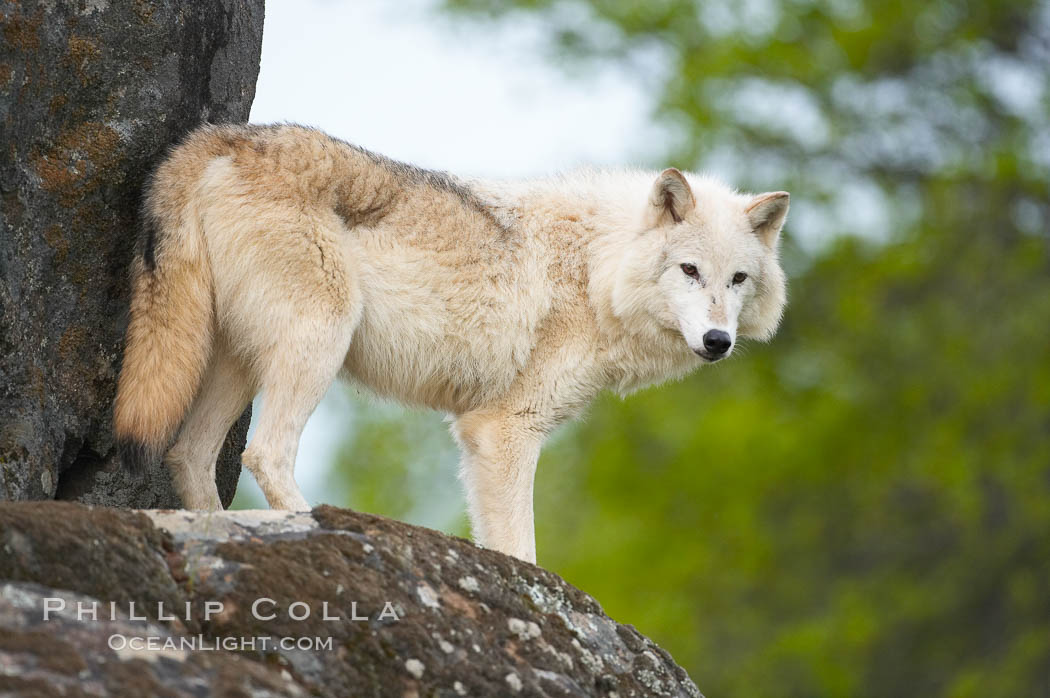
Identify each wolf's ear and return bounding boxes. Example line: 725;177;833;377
648;168;695;226
746;192;789;247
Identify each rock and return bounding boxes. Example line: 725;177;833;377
0;501;704;697
0;0;264;506
0;582;309;697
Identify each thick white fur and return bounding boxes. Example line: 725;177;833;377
134;127;788;564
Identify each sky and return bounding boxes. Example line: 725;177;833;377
237;0;664;507
249;1;662;176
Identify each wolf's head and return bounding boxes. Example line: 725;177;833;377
609;169;788;363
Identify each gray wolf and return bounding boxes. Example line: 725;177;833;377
114;124;788;563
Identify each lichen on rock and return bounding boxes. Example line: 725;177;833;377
0;502;703;697
0;0;264;507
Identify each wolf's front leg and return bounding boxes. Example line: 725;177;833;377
451;411;546;563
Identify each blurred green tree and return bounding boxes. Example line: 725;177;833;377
327;0;1050;694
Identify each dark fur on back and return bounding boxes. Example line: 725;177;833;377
344;140;497;220
273;123;508;232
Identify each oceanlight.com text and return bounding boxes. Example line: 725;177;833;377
108;634;336;652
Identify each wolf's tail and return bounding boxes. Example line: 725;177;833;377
113;202;214;474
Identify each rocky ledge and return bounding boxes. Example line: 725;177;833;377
0;502;701;697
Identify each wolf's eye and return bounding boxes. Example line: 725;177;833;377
732;271;748;285
681;263;699;280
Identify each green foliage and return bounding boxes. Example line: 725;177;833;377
333;396;470;537
327;0;1050;694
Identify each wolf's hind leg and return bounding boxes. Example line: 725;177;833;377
242;318;354;511
166;342;254;510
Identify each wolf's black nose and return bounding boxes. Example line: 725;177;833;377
703;330;732;355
